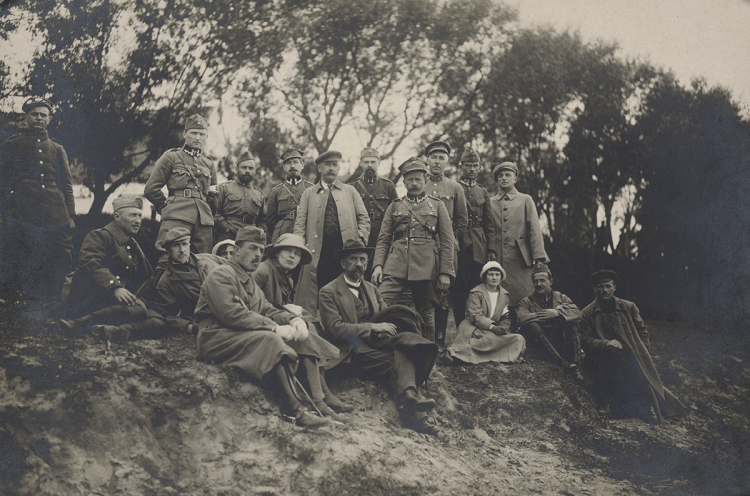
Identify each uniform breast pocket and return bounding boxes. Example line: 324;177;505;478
169;168;190;188
441;195;455;211
228;195;241;202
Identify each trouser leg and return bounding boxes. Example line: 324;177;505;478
299;356;325;403
522;322;572;368
191;223;213;254
317;233;344;290
117;310;167;340
411;280;439;343
354;346;416;397
265;359;302;415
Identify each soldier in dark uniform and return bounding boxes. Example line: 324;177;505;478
0;97;76;303
145;114;217;253
424;141;468;345
214;150;266;242
454;146;496;329
372;157;455;342
349;147;398;279
52;196;165;342
266;148;314;244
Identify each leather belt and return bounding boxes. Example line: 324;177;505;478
18;178;58;187
393;231;435;241
227;214;257;224
169;189;205;200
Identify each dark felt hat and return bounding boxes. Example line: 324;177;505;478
280;148;304;163
22;97;54;114
112;195;143;212
162;227;191;247
425;141;451;157
333;238;374;266
591;270;617;285
460;146;480;163
265;233;313;266
185;114;208;130
235;225;266;246
492;162;519;180
315;150;343;165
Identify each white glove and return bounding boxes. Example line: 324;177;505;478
291;318;309;341
275;325;296;341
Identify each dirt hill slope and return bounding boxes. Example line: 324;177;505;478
0;304;748;495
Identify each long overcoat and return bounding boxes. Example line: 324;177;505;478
293;179;370;312
580;298;686;418
487;188;548;306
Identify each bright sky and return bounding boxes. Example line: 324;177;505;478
515;0;750;115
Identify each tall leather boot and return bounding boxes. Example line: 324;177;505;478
420;307;436;342
269;361;330;428
434;305;449;346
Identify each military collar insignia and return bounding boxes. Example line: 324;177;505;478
182;145;202;157
363;175;377;185
406;193;426;204
286;176;302;186
428;173;445;182
458;178;477;188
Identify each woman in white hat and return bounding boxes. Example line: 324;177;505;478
446;261;526;364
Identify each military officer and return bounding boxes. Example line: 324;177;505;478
145;114;217;253
372;157;455;342
214;150;266;242
266;148;314;244
424;141;468;345
454;146;496;329
0;96;76;302
488;162;548;326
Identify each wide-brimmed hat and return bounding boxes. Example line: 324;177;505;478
211;239;235;256
265;233;313;266
480;261;506;280
333;238;374;266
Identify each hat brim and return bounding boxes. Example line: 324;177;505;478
265;242;313;266
333;246;375;266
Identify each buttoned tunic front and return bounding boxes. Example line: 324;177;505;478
457;181;495;264
487;188;548;306
214;179;266;241
426;174;468;250
351;177;398;247
265;179;314;243
292;179;370;312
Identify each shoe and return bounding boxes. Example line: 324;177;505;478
92;325;130;343
285;408;331;428
597;401;612;417
56;318;82;333
399;388;436;412
323;393;355;413
314;400;349;423
406;414;440;436
439;352;454;366
567;364;584;382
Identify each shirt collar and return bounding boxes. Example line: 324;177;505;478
496;187;518;200
318;179;342;191
343;275;362;288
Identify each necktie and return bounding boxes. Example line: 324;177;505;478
347;283;366;305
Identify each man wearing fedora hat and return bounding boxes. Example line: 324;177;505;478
214;150;266;242
152;227;227;335
293;149;370;313
52;196;165;342
488;161;549;326
580;270;686;422
424;141;468;345
517;263;583;380
266;148;314;244
195;226;340;428
145;114;217;254
319;238;441;435
0;96;76;302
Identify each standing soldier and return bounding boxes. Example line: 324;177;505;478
0;97;76;303
145;114;217;253
372;157;455;342
454;146;496;328
349;147;398;278
266;148;314;244
424;141;468;345
214;150;266;242
488;162;548;327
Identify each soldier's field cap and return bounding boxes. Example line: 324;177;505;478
532;262;552;278
22;97;54;113
460;146;481;163
492;161;519;180
237;150;255;164
360;147;380;160
315;150;342;165
235;225;266;245
112;195;143;212
425;141;451;157
163;227;191;247
185;114;208;130
400;157;429;175
591;269;617;285
280;148;304;163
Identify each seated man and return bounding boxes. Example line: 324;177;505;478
53;196;165;342
319;239;440;435
152;227;226;336
517;263;583;380
194;226;341;427
580;270;686;422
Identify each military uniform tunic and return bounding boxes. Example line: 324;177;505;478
214;179;266;242
265;178;314;243
144;146;217;253
426;173;468;253
351;177;398;247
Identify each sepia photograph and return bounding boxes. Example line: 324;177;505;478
0;0;749;494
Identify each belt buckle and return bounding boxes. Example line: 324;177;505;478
183;189;192;198
242;215;252;224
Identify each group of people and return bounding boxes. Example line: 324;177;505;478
0;99;686;435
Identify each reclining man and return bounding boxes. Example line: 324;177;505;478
517;263;583;380
53;196;165;342
194;226;341;427
319;239;440;435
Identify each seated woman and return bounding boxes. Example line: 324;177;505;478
253;233;354;419
212;239;236;260
446;262;526;364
